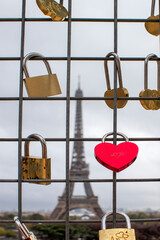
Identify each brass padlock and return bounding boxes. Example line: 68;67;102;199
139;53;160;110
36;0;68;21
104;52;129;109
14;216;37;240
99;212;136;240
22;134;51;185
23;52;62;97
145;0;160;36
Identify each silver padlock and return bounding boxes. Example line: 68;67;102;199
14;216;37;240
23;52;62;97
99;212;136;240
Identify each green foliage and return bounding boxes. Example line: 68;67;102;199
32;223;65;240
5;230;17;238
32;223;100;240
128;212;149;219
27;213;45;220
0;227;6;236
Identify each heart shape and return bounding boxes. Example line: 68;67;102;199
139;89;160;110
145;15;160;36
94;142;139;172
104;88;129;109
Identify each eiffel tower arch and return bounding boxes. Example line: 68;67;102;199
50;81;104;220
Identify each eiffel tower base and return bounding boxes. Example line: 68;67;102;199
50;196;104;220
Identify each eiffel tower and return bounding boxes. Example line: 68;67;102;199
50;81;104;220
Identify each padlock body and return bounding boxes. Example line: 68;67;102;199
22;156;51;185
36;0;68;21
145;15;160;36
99;228;135;240
139;89;160;110
104;88;129;109
152;90;160;110
24;74;62;97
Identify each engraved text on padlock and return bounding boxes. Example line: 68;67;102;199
22;134;51;185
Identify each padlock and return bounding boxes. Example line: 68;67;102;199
99;212;136;240
23;52;62;97
139;53;160;110
145;0;160;36
94;132;138;172
22;134;51;185
14;216;37;240
104;52;129;109
36;0;68;21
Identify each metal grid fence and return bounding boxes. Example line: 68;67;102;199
0;0;160;240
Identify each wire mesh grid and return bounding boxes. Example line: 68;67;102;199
0;0;160;239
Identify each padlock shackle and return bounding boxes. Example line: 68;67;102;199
151;0;156;16
144;53;160;90
14;216;30;239
104;52;123;90
102;132;129;143
24;134;47;159
101;212;131;230
23;52;52;78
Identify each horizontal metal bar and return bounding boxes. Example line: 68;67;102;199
1;97;160;101
0;18;159;23
0;178;159;183
0;137;160;142
0;218;159;224
0;57;159;61
0;137;159;142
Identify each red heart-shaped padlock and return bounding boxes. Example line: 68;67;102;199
94;140;139;173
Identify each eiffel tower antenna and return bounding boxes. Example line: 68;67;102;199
50;81;103;219
78;75;80;89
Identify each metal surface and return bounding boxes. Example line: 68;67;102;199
104;52;123;90
18;2;26;237
1;18;160;22
151;0;156;16
113;0;118;227
104;52;129;109
101;212;131;230
36;0;68;21
22;134;51;185
100;212;135;240
23;52;61;97
0;0;159;239
24;134;47;158
14;217;37;240
102;132;129;143
145;0;160;36
65;0;72;239
139;53;160;110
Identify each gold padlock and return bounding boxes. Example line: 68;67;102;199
104;52;129;109
139;53;160;110
22;134;51;185
36;0;68;21
99;212;136;240
23;52;62;97
145;0;160;36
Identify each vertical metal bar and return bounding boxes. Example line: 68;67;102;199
113;0;118;228
151;0;155;16
159;0;160;51
65;0;72;239
60;0;64;5
18;0;26;238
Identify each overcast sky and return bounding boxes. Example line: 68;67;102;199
0;0;159;214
